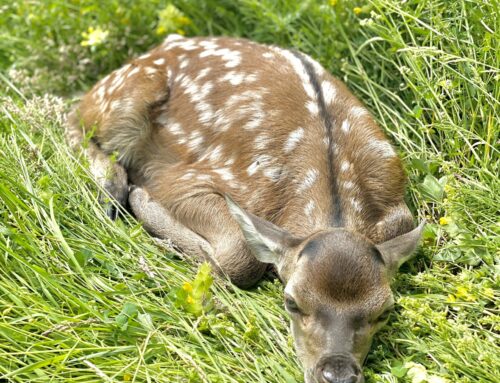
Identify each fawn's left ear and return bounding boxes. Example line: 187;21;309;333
376;221;426;275
225;195;301;271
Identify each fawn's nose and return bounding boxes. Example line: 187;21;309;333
316;354;362;383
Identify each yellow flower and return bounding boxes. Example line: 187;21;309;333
353;7;363;15
81;26;109;47
182;281;193;292
329;0;338;6
455;286;476;302
156;4;191;36
482;287;494;300
439;216;450;225
186;295;194;304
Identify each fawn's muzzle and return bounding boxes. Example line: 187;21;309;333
315;353;363;383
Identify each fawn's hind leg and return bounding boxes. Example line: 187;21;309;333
66;51;171;218
129;166;267;288
66;110;129;219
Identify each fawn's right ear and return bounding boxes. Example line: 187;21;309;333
225;195;301;271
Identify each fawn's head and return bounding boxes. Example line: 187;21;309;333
226;196;424;383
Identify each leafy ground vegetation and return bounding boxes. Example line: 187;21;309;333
0;0;498;382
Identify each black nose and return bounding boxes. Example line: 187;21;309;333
316;354;361;383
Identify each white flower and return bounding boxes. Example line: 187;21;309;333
405;362;428;383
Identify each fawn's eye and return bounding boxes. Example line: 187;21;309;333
284;295;301;314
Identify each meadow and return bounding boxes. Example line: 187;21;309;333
0;0;498;382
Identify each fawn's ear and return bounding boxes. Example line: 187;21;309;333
376;221;425;275
225;195;301;269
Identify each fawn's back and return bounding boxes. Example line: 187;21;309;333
76;35;409;243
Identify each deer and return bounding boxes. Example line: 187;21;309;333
66;35;424;383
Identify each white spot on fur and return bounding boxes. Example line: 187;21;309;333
199;40;219;50
109;97;135;114
343;181;354;189
187;130;204;151
96;85;106;101
298;169;319;192
212;90;265;131
127;67;140;78
221;71;245;86
244;111;264;129
332;142;339;154
214;167;234;181
245;74;258;82
228;181;245;190
322;81;336;105
304;200;315;216
304;56;325;76
138;52;152;60
223;50;242;68
247;154;273;176
306;101;319;115
107;71;127;95
276;48;316;100
180;171;195;181
208;145;223;162
145;67;157;76
341;119;350;133
180;58;189;70
221;72;258;85
351;198;362;212
284;128;304;153
101;73;112;84
247;162;259;176
262;52;274;59
164;34;183;43
340;161;351;172
99;99;110;113
196;68;211;81
153;58;166;66
179;76;214;124
263;166;282;182
199;47;242;68
168;122;184;136
168;39;199;51
350;106;369;119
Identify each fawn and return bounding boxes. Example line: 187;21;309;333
67;35;424;383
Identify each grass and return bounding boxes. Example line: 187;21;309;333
0;0;498;382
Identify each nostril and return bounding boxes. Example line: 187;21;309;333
317;354;361;383
322;368;334;382
322;368;359;383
